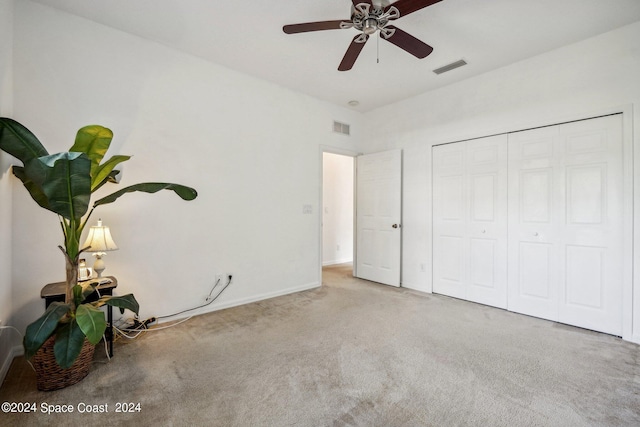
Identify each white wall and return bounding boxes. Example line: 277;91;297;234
361;21;640;343
322;152;354;266
9;1;363;333
0;0;16;381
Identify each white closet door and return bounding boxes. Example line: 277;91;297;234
558;116;623;335
507;126;561;321
433;142;466;299
433;135;508;308
466;137;509;308
508;115;624;335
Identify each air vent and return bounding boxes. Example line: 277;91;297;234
333;121;350;136
433;59;468;75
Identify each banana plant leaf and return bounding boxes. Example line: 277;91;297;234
75;304;107;345
54;319;88;369
24;152;92;220
93;182;198;208
12;165;51;211
91;155;130;191
69;125;113;176
0;117;48;163
23;302;70;359
95;294;140;316
92;169;121;192
80;282;98;302
67;125;131;191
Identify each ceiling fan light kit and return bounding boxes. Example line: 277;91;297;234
283;0;442;71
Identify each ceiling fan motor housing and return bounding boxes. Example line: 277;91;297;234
350;1;399;41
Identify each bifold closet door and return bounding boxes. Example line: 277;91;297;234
507;115;624;335
432;135;508;308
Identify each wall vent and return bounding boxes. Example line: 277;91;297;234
333;121;350;136
433;59;468;75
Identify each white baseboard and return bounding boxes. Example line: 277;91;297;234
322;258;353;266
158;281;321;324
0;345;23;386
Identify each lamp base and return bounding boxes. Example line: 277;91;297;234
92;253;106;278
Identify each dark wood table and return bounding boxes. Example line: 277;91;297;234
41;276;118;357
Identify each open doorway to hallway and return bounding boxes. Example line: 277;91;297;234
322;152;354;276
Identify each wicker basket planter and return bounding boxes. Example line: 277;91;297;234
33;335;95;391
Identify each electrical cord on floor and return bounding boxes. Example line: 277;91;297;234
113;275;233;339
157;275;231;320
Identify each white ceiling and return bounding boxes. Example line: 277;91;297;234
31;0;640;112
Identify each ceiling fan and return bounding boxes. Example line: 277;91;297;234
283;0;442;71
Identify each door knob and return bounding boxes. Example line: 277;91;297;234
392;224;400;229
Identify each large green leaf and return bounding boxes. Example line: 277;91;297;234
0;117;48;164
24;152;92;220
23;302;71;359
80;282;98;302
95;294;140;316
69;125;113;179
12;165;51;211
93;182;198;207
92;169;120;192
76;304;107;345
91;155;130;191
54;319;88;369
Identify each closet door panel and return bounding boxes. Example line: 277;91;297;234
433;135;507;308
466;136;508;308
558;115;623;335
433;143;467;299
508;115;624;335
508;126;561;320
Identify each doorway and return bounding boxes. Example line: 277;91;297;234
322;152;355;274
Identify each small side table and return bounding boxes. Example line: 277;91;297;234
41;276;118;357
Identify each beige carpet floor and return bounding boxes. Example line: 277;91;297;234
1;263;639;426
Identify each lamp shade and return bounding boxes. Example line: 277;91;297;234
82;219;118;253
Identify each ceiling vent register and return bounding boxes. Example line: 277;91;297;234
433;59;468;75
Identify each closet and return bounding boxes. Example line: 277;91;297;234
432;114;624;335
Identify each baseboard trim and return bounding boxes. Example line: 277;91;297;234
0;345;23;386
159;281;321;323
322;259;353;266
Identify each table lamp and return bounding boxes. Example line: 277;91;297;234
82;219;118;278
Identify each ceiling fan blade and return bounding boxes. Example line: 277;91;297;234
385;0;442;17
338;35;369;71
283;20;349;34
383;26;433;58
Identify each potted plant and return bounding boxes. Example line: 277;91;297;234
0;118;197;389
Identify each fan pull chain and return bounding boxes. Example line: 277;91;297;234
377;31;380;64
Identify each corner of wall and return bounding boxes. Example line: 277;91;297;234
0;0;16;384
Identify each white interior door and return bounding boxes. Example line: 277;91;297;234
432;135;508;308
355;149;402;287
508;115;624;335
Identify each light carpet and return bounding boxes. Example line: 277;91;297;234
1;263;639;426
